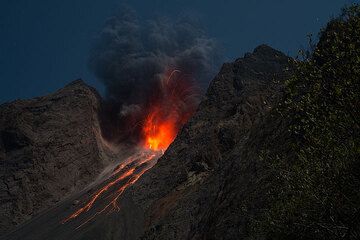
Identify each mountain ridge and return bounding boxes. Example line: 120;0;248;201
2;44;292;239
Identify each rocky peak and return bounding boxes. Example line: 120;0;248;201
0;79;109;235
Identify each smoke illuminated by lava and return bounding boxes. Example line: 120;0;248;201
142;69;198;150
92;8;220;145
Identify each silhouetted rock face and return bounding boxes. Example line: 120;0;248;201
132;44;292;239
2;45;292;240
0;80;110;235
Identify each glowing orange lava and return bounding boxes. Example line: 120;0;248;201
143;108;177;151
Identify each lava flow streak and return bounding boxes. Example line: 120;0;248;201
62;151;158;224
62;69;198;228
70;153;158;229
62;168;135;223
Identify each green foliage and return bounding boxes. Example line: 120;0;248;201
258;4;360;240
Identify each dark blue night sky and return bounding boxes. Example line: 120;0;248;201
0;0;357;103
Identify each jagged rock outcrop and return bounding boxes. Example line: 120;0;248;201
2;45;292;240
0;80;113;235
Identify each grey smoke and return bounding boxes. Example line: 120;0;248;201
89;7;221;107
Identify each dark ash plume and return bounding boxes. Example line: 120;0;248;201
90;7;221;144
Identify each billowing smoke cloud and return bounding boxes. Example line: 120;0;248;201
90;7;221;144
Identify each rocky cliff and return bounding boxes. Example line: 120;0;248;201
0;80;115;235
2;45;292;240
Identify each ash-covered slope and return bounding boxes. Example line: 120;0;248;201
0;80;114;235
2;45;291;240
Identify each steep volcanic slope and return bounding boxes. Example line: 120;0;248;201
132;44;292;239
0;80;115;235
3;45;291;240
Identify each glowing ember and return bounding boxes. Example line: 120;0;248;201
62;69;198;228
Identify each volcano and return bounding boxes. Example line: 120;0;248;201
60;69;199;228
1;45;292;240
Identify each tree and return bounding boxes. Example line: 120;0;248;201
259;4;360;240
